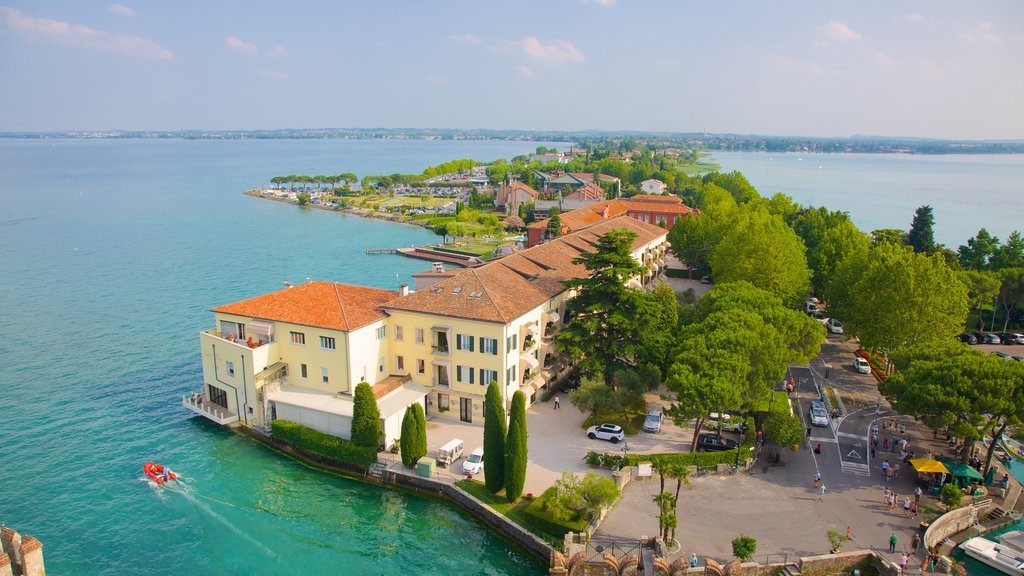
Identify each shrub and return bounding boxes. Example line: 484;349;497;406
941;483;963;508
484;382;507;493
621;417;757;469
504;391;528;501
271;420;377;466
732;534;757;561
585;452;603;466
411;402;427;462
351;382;381;449
538;471;621;523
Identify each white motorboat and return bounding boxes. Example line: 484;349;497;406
962;531;1024;575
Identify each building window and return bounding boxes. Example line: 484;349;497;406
397;356;405;371
456;365;475;384
375;326;387;340
395;325;403;341
415;328;424;344
320;336;335;350
226;361;235;377
480;369;498;386
506;367;517;386
290;331;305;345
208;385;228;409
379;357;384;372
506;334;518;353
300;364;308;379
456;334;474;352
417;359;426;375
480;337;498;355
321;368;329;384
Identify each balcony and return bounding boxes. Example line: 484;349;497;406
182;392;238;425
431;344;450;356
203;329;272;350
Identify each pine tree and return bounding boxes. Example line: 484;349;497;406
483;382;507;493
351;382;381;449
400;406;416;467
908;205;936;254
504;391;528;501
412;402;427;461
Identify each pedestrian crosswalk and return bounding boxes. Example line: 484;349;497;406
841;461;871;476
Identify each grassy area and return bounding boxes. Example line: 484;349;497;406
581;399;648;436
455;479;577;543
679;161;721;175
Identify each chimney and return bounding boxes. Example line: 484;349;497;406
399;284;410;297
432;262;444;273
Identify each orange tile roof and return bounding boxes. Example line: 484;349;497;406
563;182;606;201
629;194;681;204
622;200;698;215
213;282;397;331
373;374;412;399
383;216;667;323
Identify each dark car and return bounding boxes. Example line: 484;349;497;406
560;374;581;392
696;433;739;452
959;333;978;345
993;351;1012;360
971;332;987;344
998;332;1024;345
700;275;712;284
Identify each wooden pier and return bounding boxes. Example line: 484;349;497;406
365;245;484;268
365;246;399;254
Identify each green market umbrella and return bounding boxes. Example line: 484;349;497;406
950;463;984;481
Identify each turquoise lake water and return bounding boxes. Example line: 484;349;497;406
711;151;1024;248
0;139;551;575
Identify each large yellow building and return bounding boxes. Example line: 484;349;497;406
186;215;668;441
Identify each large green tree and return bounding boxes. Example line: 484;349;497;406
351;382;381;449
959;270;1001;330
958;228;1001;270
828;242;968;352
483;382;507;493
557;229;649;379
810;220;869;298
667;184;737;276
907;205;936;254
885;342;1024;472
991;232;1024;270
997;268;1024;332
710;207;811;306
504;391;528;502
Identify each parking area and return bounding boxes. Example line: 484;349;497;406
421;387;710;495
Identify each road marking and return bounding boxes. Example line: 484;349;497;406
847;449;862;458
837;432;867;440
841;461;870;476
810;437;839;444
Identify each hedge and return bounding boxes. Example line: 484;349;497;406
664;268;689;278
523;486;589;536
271;420;378;467
612;417;758;469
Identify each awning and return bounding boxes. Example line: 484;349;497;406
520;385;537;397
910;459;950;474
377;383;431;419
527;323;541;336
247;320;275;336
545;311;561;324
521;353;540;370
951;463;984;480
255;361;288;383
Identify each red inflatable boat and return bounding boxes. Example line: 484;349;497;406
143;462;177;485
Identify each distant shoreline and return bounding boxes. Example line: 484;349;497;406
243;189;432;230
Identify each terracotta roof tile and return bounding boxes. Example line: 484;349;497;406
629;194;680;204
383;216;667;323
213;282;397;331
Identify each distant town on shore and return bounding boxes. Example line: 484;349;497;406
3;127;1023;155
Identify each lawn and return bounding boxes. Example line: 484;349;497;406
581;398;648;436
455;479;578;544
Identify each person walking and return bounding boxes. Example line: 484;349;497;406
911;532;921;554
903;497;912;517
807;426;812;438
899;552;909;573
914;486;923;503
814;471;822;487
888;532;898;553
553;395;560;410
818;483;827;502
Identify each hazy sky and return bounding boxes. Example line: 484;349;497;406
1;1;1022;138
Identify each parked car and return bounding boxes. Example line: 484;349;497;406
984;333;1003;344
696;433;739;452
825;318;844;334
809;400;830;427
998;332;1024;344
972;331;987;344
854;357;871;374
1013;356;1024;362
462;447;484;475
959;333;978;344
700;275;712;284
810;310;825;320
560;374;581;392
643;407;663;433
587;423;624;443
993;351;1012;361
720;419;747;433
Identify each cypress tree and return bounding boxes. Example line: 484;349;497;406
400;406;416;467
483;382;506;493
412;402;427;461
504;391;528;502
908;205;936;254
351;382;381;449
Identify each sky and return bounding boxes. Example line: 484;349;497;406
1;1;1022;139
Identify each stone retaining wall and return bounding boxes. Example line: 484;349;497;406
0;524;44;576
923;505;978;551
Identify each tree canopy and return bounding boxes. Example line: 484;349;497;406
504;391;528;502
827;242;968;352
483;382;507;493
351;382;381;449
907;205;936;254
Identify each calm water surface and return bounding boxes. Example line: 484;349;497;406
0;139;549;575
710;151;1024;247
